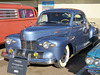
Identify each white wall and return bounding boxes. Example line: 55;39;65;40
38;0;100;18
55;4;100;19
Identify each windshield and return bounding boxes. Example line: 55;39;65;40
37;12;71;25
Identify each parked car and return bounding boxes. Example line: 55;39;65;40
0;2;38;44
1;8;99;68
85;43;100;75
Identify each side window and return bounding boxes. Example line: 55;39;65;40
19;9;34;18
38;14;48;23
0;9;18;19
73;14;84;25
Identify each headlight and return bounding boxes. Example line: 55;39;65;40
5;38;12;45
85;57;94;65
95;59;100;66
43;41;50;49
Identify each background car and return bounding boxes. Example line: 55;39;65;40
0;2;38;44
85;43;100;75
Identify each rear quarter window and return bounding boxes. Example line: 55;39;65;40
73;14;84;25
18;9;34;18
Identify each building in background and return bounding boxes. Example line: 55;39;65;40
42;1;54;11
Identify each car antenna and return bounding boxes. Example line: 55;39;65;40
25;25;26;29
30;21;34;26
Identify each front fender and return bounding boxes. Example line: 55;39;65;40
5;34;21;52
38;36;76;61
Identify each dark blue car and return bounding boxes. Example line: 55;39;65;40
1;9;99;68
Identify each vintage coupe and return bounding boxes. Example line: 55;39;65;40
1;9;99;68
85;43;100;75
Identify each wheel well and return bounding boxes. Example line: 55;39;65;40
68;44;73;57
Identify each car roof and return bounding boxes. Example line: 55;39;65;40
0;4;35;9
42;8;84;14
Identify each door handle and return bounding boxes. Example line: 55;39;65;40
30;21;33;26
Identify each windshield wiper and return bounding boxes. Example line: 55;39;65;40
38;21;59;25
48;21;67;25
46;21;59;24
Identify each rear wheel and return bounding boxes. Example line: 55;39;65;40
91;36;98;46
54;45;70;68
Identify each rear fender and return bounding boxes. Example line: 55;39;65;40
89;27;97;39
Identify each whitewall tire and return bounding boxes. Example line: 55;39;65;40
54;45;70;68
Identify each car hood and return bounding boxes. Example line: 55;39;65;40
20;25;71;40
87;43;100;58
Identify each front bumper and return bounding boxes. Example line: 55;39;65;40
1;51;56;65
85;65;100;74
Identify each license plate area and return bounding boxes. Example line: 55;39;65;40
7;58;28;75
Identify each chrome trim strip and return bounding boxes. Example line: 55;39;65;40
85;65;100;70
88;70;100;74
0;14;17;16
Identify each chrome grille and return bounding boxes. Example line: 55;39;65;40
21;41;37;50
14;49;43;59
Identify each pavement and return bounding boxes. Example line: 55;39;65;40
0;41;99;75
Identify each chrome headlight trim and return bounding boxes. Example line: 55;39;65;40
95;59;100;66
85;57;94;65
39;41;56;49
5;38;12;45
43;41;51;49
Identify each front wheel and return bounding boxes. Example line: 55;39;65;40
54;45;70;68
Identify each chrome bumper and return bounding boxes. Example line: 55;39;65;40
1;51;10;59
85;65;100;74
1;51;56;65
30;59;56;65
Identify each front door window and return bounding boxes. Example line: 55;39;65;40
73;14;84;25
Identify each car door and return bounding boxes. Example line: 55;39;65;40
72;14;86;51
83;16;90;44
